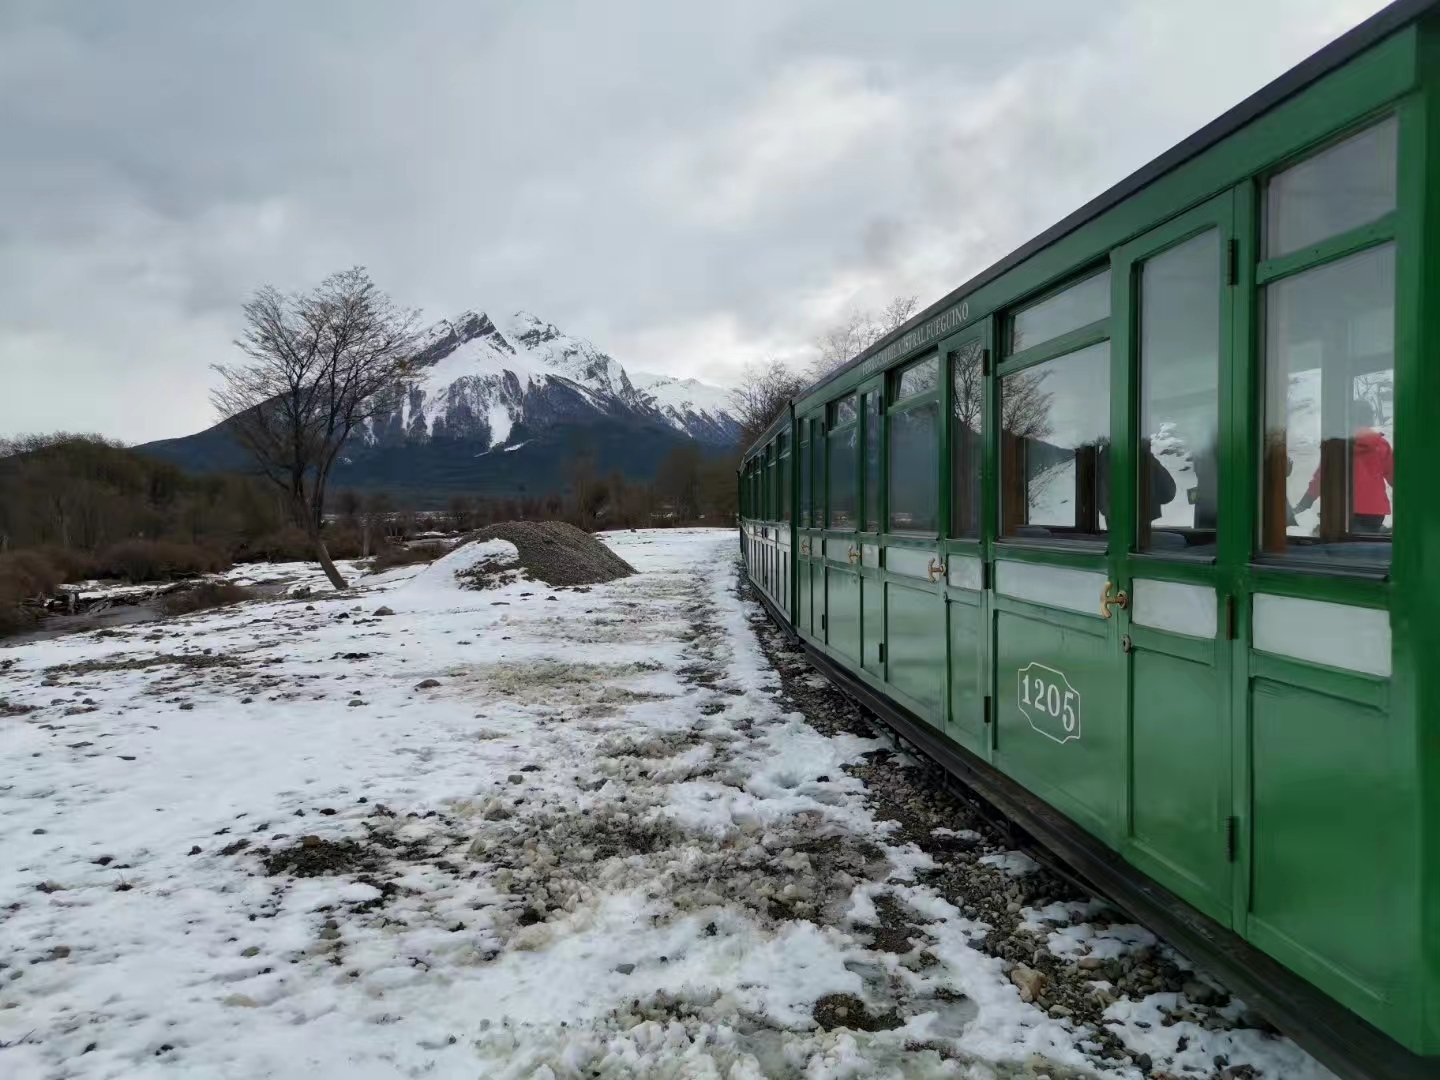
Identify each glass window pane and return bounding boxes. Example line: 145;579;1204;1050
827;423;857;529
780;443;792;523
831;394;857;427
895;355;939;400
1139;231;1221;555
1000;341;1110;540
1266;117;1397;258
889;399;939;533
1263;243;1394;565
864;392;882;532
951;339;984;538
799;435;811;527
1009;270;1110;355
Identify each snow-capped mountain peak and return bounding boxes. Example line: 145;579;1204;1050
360;310;737;452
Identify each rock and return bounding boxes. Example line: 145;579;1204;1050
1183;978;1226;1006
241;697;253;704
1048;1004;1073;1018
373;606;394;616
416;679;441;690
348;700;363;707
41;945;71;961
614;963;635;975
222;994;259;1007
241;946;260;957
508;774;524;784
179;703;194;711
318;928;341;940
301;835;323;848
187;846;202;856
1077;956;1106;970
32;828;46;835
1010;964;1047;1003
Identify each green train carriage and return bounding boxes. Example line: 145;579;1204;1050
739;2;1440;1076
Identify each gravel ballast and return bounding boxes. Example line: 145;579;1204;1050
468;520;636;588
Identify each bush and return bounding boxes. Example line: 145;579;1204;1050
0;550;63;638
27;545;99;583
235;526;365;564
160;581;254;616
368;543;446;572
93;540;230;584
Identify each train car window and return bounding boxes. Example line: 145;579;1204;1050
1261;243;1395;565
1265;117;1396;258
1009;270;1110;355
1138;230;1221;555
827;397;858;530
799;428;812;527
951;340;984;539
779;433;792;523
863;391;882;532
888;355;941;535
1000;341;1111;541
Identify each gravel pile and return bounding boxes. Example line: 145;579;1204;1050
467;520;635;588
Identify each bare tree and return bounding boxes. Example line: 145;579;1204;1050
811;294;919;377
212;268;421;589
731;358;809;449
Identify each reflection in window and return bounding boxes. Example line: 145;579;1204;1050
799;434;811;527
832;394;857;426
779;435;792;523
889;399;939;533
863;392;881;532
1266;117;1396;258
1139;231;1220;555
1009;270;1110;355
896;355;939;399
951;340;984;538
1263;243;1394;565
828;420;858;530
1000;342;1110;540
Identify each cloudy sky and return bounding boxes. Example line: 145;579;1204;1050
0;0;1392;443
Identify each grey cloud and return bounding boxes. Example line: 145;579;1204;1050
0;0;1391;442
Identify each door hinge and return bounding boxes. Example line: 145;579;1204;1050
981;348;992;377
878;642;886;664
1224;595;1237;640
820;613;826;632
983;695;993;725
981;561;991;590
1225;816;1239;862
1226;238;1239;286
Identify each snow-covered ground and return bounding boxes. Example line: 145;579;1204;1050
0;530;1331;1079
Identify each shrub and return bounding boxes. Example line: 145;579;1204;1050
160;581;254;616
93;540;230;584
368;543;446;572
27;546;99;583
235;526;365;564
0;550;62;637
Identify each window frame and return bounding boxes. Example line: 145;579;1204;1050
1254;111;1400;573
826;398;859;532
885;351;943;537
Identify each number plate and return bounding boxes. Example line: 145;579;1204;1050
1017;662;1082;744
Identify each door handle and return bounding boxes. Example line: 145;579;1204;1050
848;546;860;564
1100;581;1129;619
927;557;946;583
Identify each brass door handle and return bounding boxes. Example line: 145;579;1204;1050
848;546;860;564
1100;581;1129;618
927;558;945;583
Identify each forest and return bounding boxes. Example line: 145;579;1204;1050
0;433;738;634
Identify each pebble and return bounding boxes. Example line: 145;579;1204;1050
373;606;395;616
416;679;441;690
614;963;635;975
1009;964;1047;1003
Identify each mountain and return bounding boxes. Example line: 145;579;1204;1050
139;310;740;500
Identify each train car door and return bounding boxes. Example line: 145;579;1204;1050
797;414;821;637
1111;194;1237;926
824;394;862;664
858;378;886;678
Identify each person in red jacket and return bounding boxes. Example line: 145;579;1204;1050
1294;399;1393;533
